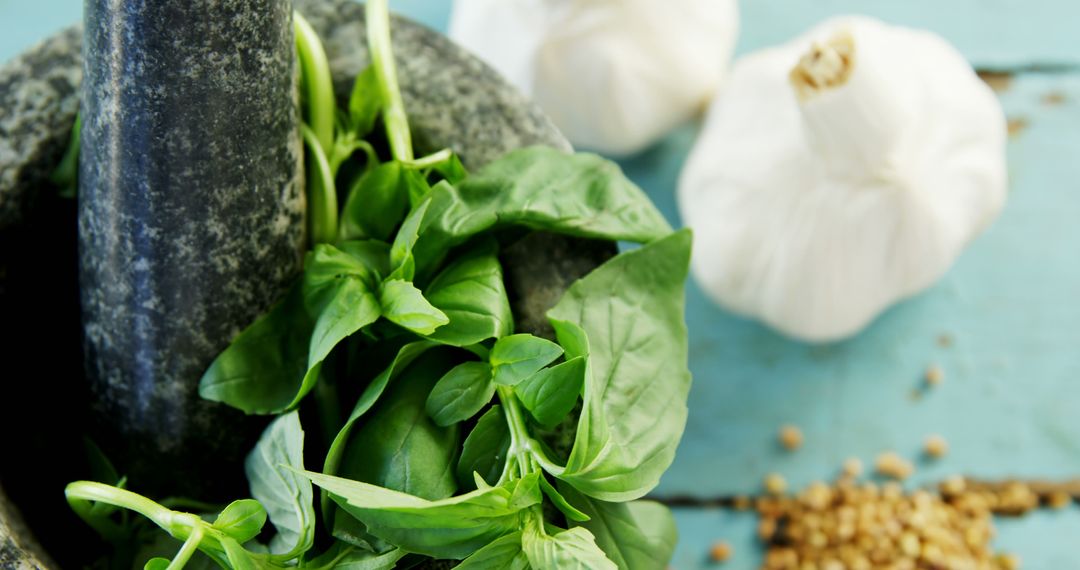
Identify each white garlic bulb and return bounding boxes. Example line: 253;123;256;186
449;0;740;156
678;16;1007;342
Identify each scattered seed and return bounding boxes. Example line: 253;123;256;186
875;451;914;480
941;475;967;496
1042;92;1066;106
995;552;1022;570
1007;117;1029;138
709;541;732;563
924;434;949;459
779;425;804;451
925;364;944;386
1046;491;1072;510
842;457;863;478
764;473;788;496
937;333;954;348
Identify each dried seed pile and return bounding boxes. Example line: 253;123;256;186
754;477;1025;570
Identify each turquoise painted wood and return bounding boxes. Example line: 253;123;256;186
3;1;1078;568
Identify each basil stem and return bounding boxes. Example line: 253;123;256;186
366;0;414;161
294;12;335;152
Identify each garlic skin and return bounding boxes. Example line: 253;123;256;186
449;0;739;156
678;17;1007;342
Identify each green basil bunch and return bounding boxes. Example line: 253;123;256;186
66;1;692;568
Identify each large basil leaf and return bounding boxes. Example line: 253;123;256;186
455;532;530;569
522;525;616;570
304;471;538;560
425;361;496;427
557;483;677;570
308;543;405;570
412;147;672;273
336;348;461;501
546;230;692;502
515;356;585;428
245;411;314;557
199;284;313;414
423;245;512;347
456;405;511;490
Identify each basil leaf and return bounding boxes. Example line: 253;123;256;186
337;349;460;501
307;542;406;570
455;532;529;570
423;245;513;347
220;537;257;570
143;558;169;570
199;284;314;414
456;405;511;490
425;361;496;427
548;230;692;502
211;500;266;544
308;278;380;370
304;243;383;307
522;525;616;570
378;279;449;335
324;341;437;479
348;65;382;137
304;471;535;560
245;411;314;558
388;199;430;281
556;483;677;570
538;476;589;523
339;162;422;242
515;356;585;428
413;147;672;273
490;334;564;386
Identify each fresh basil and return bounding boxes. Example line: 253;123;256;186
377;279;448;335
557;483;678;570
456;405;511;490
515;356;585;428
422;244;512;347
490;334;564;386
522;524;616;570
425;361;496;427
412;146;673;273
211;500;267;544
455;532;530;569
245;412;314;557
548;230;693;502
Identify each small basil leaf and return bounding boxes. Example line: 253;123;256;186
339;162;417;242
508;471;543;511
522;525;616;570
556;482;677;570
514;356;585;428
549;230;692;502
490;334;564;386
425;362;495;427
455;532;529;570
538;476;589;523
378;279;449;335
423;244;512;347
143;558;169;570
303;470;528;560
199;284;314;414
309;278;380;368
304;243;382;308
314;543;405;570
245;411;314;558
211;500;266;544
348;65;382;137
456;405;511;490
388;199;430;281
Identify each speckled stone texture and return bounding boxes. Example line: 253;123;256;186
0;26;81;231
79;0;304;498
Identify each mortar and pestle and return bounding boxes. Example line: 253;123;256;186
0;1;613;567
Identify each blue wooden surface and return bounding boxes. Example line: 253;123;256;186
3;1;1078;568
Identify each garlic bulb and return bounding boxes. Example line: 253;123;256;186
678;17;1007;342
449;0;739;156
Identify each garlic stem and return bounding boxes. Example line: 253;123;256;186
790;29;910;181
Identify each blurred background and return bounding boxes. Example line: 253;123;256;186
3;1;1078;567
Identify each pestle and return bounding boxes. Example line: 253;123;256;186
78;0;305;497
